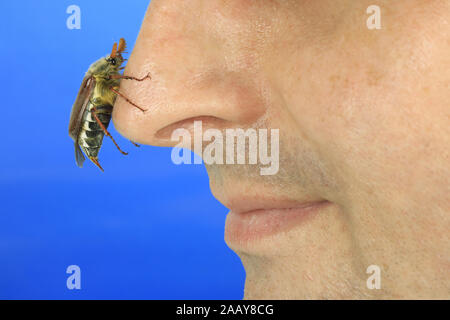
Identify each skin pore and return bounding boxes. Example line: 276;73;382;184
113;0;450;299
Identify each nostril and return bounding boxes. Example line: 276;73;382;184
155;115;228;140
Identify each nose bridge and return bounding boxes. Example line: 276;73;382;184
112;0;268;147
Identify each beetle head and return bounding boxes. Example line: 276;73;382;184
105;38;127;72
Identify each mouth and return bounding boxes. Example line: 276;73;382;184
224;197;331;245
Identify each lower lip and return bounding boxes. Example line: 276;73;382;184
225;201;330;244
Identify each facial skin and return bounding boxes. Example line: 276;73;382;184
113;0;450;299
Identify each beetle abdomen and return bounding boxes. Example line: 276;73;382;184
78;103;113;159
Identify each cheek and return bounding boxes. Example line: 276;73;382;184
283;52;414;192
302;70;442;208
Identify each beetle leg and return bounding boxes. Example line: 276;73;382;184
109;73;151;82
131;141;140;147
110;87;146;112
89;157;105;172
90;106;129;156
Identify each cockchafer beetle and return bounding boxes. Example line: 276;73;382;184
68;38;150;171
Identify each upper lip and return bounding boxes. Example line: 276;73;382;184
218;192;328;214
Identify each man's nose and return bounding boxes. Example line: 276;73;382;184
113;1;267;148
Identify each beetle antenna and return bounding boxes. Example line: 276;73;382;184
118;38;127;53
110;43;118;58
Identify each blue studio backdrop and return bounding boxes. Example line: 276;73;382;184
0;1;244;299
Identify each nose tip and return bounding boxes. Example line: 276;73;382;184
112;3;267;149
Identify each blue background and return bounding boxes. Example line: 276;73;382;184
0;0;244;299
